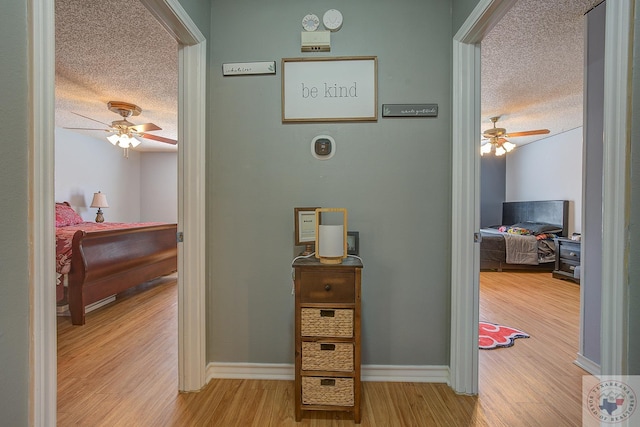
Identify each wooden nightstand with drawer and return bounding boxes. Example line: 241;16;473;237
293;257;362;423
552;238;581;284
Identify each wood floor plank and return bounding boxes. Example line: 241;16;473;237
57;271;586;426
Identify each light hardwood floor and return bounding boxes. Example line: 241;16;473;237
57;271;585;426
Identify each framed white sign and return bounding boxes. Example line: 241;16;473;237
282;56;378;123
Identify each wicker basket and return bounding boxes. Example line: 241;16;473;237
301;308;353;337
302;342;354;372
302;377;354;406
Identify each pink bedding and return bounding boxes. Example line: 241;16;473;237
56;222;165;275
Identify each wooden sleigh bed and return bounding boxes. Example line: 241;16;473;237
480;200;569;272
55;202;177;325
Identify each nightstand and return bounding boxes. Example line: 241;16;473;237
293;256;362;423
552;238;581;284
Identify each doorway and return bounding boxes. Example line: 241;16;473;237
450;0;632;394
30;0;206;422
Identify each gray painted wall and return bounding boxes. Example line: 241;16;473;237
0;1;30;424
581;2;605;366
629;2;640;375
207;0;453;366
480;156;506;227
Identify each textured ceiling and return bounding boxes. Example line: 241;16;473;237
481;0;603;147
55;0;603;153
55;0;178;152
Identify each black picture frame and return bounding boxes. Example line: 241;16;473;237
347;231;359;256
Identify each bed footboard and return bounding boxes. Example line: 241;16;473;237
67;224;177;325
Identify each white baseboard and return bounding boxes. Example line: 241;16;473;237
574;353;601;375
362;364;450;383
207;363;294;381
56;295;116;317
206;362;450;384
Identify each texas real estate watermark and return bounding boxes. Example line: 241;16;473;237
583;376;638;426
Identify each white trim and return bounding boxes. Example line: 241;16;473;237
574;353;601;376
454;0;515;44
450;0;515;396
177;40;207;392
29;0;57;424
139;0;207;393
362;365;450;383
207;363;295;381
450;38;480;395
206;363;450;384
600;0;633;376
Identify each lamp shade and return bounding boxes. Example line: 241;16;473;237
315;208;348;264
90;191;109;208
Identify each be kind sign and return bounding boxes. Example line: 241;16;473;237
282;56;378;122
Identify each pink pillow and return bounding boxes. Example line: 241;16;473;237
55;203;83;227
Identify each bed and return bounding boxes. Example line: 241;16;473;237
55;202;177;325
480;200;569;272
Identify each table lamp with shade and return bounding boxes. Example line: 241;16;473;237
315;208;348;264
90;191;109;223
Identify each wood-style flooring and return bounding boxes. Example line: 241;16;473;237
57;271;585;426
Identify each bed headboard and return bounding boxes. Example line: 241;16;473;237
502;200;569;237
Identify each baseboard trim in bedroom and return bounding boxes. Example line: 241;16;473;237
56;295;116;317
206;362;450;384
574;353;601;376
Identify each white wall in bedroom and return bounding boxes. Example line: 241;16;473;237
55;128;177;224
505;127;583;234
140;152;177;223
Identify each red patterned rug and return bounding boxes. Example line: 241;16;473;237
479;321;530;350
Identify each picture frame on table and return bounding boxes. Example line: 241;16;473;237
347;231;359;256
294;207;321;246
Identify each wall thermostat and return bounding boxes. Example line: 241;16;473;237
311;135;336;160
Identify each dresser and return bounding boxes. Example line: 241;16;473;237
293;257;362;423
552;238;581;284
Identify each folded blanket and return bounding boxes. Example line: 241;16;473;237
503;233;539;265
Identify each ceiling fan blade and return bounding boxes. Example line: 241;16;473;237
130;122;162;133
140;133;177;145
63;127;108;131
505;129;550;138
70;111;112;127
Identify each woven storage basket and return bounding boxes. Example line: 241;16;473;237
302;377;354;406
302;342;354;372
301;308;353;337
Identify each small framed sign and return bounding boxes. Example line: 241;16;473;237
222;61;276;76
294;207;320;246
382;104;438;117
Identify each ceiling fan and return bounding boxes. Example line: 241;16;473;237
481;116;549;156
65;101;177;154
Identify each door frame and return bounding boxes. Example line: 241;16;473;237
29;0;207;423
450;0;632;394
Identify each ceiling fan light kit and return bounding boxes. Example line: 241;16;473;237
480;116;549;156
65;101;177;157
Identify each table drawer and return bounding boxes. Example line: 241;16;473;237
302;377;354;407
558;260;579;274
302;342;354;372
559;246;580;261
301;308;353;338
300;271;355;303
